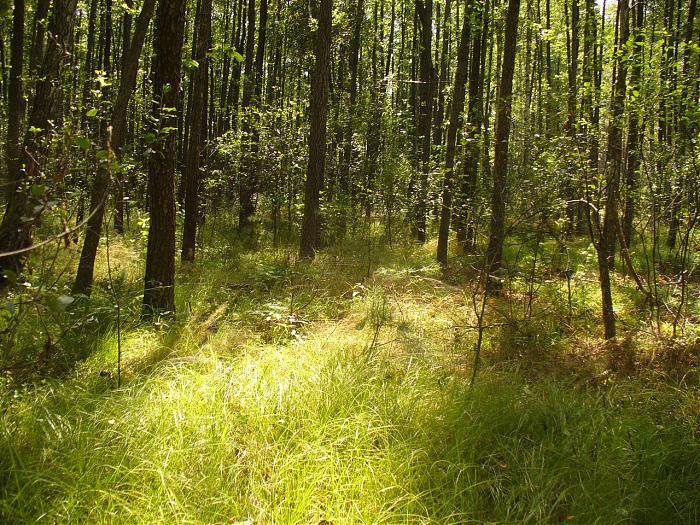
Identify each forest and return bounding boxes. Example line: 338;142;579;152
0;0;699;521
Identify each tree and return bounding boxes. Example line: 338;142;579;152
0;0;79;281
485;0;521;292
5;0;24;201
596;0;630;339
182;0;213;261
299;0;333;259
143;0;187;314
72;0;157;296
413;0;434;243
437;0;472;265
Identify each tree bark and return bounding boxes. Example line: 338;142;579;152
143;0;187;314
597;0;630;339
73;0;157;296
182;0;212;261
299;0;332;259
437;0;472;265
0;0;78;280
5;0;25;201
238;0;269;231
622;0;643;245
485;0;520;293
413;0;434;243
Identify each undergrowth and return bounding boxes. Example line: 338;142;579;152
1;228;699;523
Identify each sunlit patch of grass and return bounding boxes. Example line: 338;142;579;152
3;315;700;523
3;232;700;523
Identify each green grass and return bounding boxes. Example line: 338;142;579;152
2;331;699;523
1;229;700;523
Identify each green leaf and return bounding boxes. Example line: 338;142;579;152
74;136;92;151
31;185;46;198
86;108;99;118
183;58;200;70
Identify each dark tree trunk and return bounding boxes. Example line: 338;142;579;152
485;0;520;293
236;0;256;229
224;0;246;132
80;0;99;134
340;0;364;234
182;0;212;261
564;0;579;228
437;1;472;265
413;0;434;243
622;0;644;245
299;0;332;259
238;0;268;231
433;0;452;150
0;0;78;281
456;0;487;249
28;0;50;75
114;0;134;234
142;0;187;314
73;0;157;296
5;0;25;200
598;0;630;339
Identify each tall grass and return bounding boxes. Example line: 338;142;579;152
2;233;699;523
2;307;699;523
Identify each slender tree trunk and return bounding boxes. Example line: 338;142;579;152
5;0;25;199
456;0;487;249
485;0;520;292
0;0;78;280
622;0;644;245
73;0;157;296
437;0;472;265
299;0;332;259
340;0;364;234
182;0;212;261
413;0;434;242
29;0;50;76
597;0;630;339
238;0;269;231
114;0;134;234
433;0;452;150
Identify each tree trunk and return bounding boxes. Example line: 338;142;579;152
0;0;78;281
485;0;520;293
622;0;644;245
238;0;269;231
299;0;332;259
73;0;156;296
597;0;630;339
5;0;25;201
413;0;434;243
437;0;471;265
182;0;212;261
433;0;452;150
340;0;364;235
142;0;187;314
29;0;50;75
456;0;487;249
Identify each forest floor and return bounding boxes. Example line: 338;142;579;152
1;221;700;523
